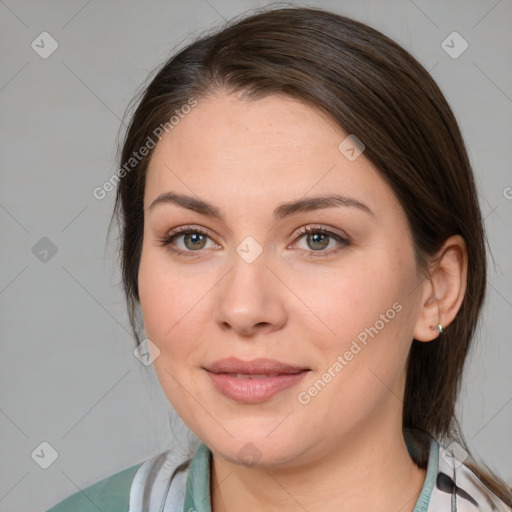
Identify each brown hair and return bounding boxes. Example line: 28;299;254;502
110;5;511;504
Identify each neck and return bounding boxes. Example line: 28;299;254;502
210;406;427;512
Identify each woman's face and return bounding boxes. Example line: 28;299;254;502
138;92;427;468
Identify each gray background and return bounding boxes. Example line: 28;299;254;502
1;0;511;510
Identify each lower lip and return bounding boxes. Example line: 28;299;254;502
206;370;309;403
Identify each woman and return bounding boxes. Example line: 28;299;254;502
47;6;512;512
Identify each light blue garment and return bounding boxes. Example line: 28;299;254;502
47;429;511;511
129;430;511;512
46;462;141;511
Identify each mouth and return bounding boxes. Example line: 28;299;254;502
203;357;310;403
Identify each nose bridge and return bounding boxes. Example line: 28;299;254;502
226;236;271;309
213;235;286;334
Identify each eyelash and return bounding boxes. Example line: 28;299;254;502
158;224;350;259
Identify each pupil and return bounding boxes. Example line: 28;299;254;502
185;233;205;249
309;233;328;250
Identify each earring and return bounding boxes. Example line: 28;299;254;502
430;324;443;334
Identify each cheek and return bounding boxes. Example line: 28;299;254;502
307;252;416;383
137;248;202;409
138;244;190;334
137;243;213;365
138;244;184;344
294;255;405;349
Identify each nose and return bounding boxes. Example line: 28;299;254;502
213;246;287;337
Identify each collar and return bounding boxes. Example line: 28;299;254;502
183;442;211;512
182;432;437;512
182;431;510;512
130;430;510;511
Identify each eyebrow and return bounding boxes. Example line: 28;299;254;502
149;191;375;220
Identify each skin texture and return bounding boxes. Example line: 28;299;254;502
138;91;468;512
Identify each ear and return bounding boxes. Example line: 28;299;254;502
413;235;468;342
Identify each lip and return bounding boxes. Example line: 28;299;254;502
205;357;309;375
204;357;310;404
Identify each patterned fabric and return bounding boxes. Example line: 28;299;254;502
405;429;511;512
128;430;511;511
428;442;511;511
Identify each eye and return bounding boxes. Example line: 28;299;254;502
158;225;218;256
158;224;350;258
292;225;350;257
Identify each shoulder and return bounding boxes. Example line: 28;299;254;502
46;461;143;512
404;429;511;512
46;448;195;512
429;440;512;512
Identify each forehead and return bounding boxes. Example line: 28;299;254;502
148;92;342;167
144;92;403;223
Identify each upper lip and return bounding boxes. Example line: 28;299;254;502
204;357;310;375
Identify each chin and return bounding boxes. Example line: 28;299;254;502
204;431;308;470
